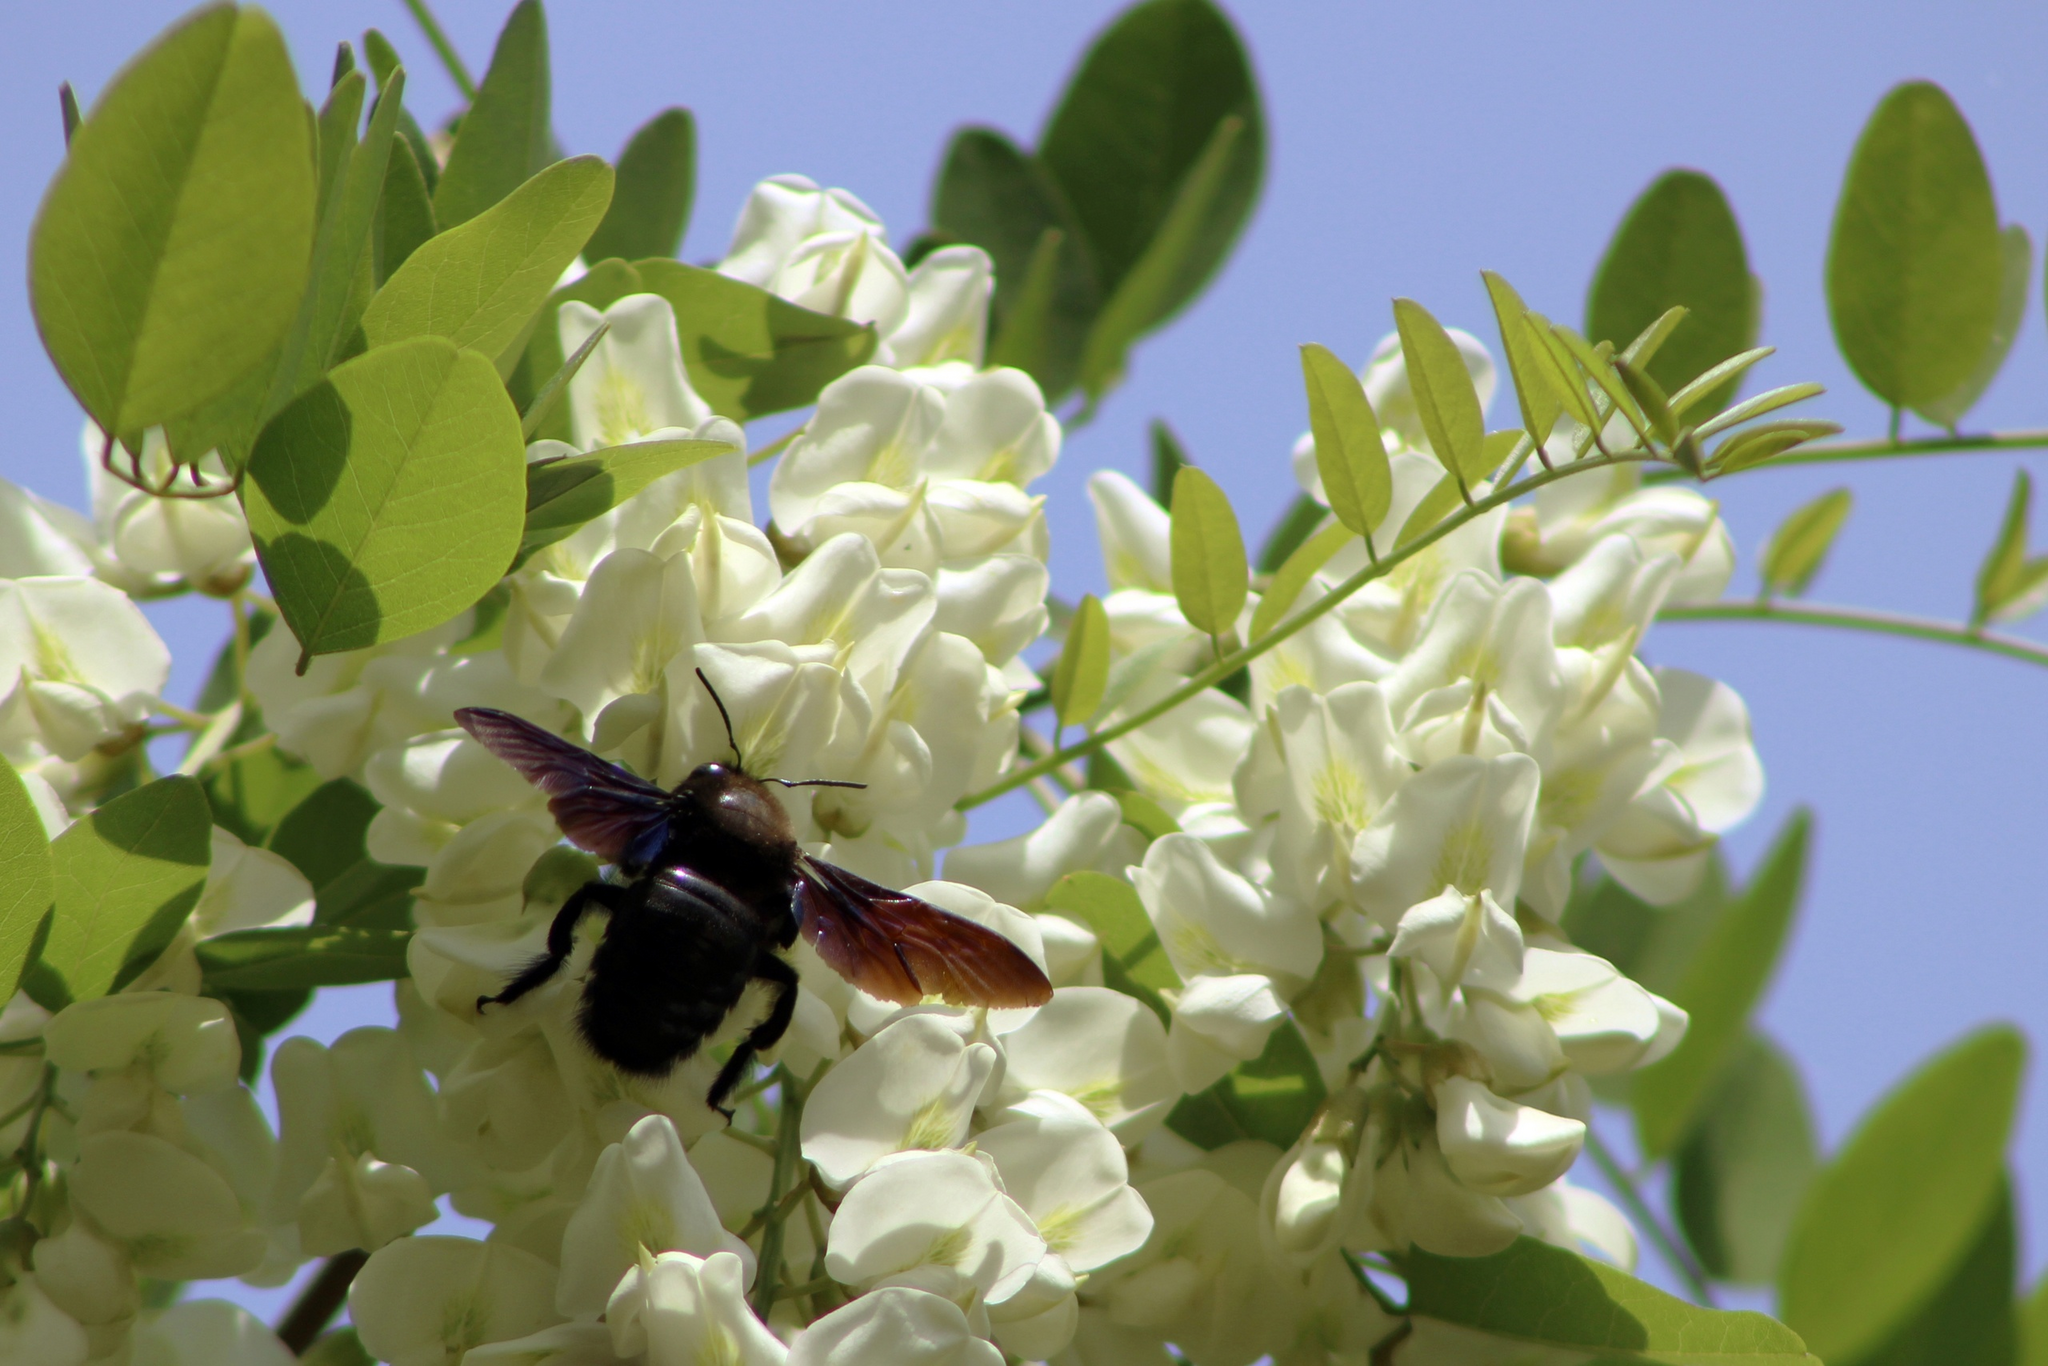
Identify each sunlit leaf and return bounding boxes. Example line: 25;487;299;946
1670;346;1775;418
1044;870;1179;994
1694;382;1827;440
1482;271;1561;454
1168;465;1247;637
1395;472;1463;550
1760;491;1852;598
519;437;737;563
1052;594;1111;731
1393;298;1486;489
1249;518;1352;639
584;107;695;263
1708;420;1843;477
1974;469;2048;626
1300;342;1390;538
1165;1020;1325;1151
0;761;54;999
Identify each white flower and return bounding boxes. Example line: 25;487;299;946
995;988;1174;1139
1351;752;1540;931
191;826;316;937
801;1013;998;1187
559;293;714;449
0;1275;90;1366
1242;682;1407;911
82;423;254;596
788;1287;1003;1366
975;1091;1152;1272
606;1250;786;1366
891;247;994;370
1432;1075;1586;1197
68;1131;268;1279
349;1236;562;1366
721;176;909;341
43;993;240;1095
129;1300;294;1366
823;1149;1046;1304
296;1150;437;1255
29;1219;137;1349
0;576;169;762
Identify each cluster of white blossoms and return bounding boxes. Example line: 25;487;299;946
0;174;1763;1366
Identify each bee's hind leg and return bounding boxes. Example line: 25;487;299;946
706;954;801;1120
477;881;625;1014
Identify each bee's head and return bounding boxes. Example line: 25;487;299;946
679;762;796;850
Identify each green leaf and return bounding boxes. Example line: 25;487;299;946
1108;789;1179;843
35;776;212;1008
633;258;878;421
508;257;646;442
1522;309;1601;433
1707;420;1843;478
362;28;439;196
1672;1033;1819;1285
1562;857;1730;1002
519;315;609;440
1827;81;2003;409
1394;472;1463;550
1632;809;1808;1158
1037;0;1262;311
1052;594;1112;731
1918;223;2033;430
1168;465;1248;637
1693;382;1827;440
1760;491;1852;598
203;741;320;848
1300;343;1391;539
519;437;736;563
374;134;437;286
2022;1263;2048;1366
1165;1020;1326;1151
932;128;1099;400
433;0;553;229
0;761;55;999
1077;113;1247;400
243;337;528;661
1255;493;1328;575
1408;1237;1816;1362
1670;346;1776;419
196;924;412;991
1614;357;1678;446
1847;1178;2016;1366
1552;322;1653;445
302;1327;375;1366
1975;469;2048;626
1482;271;1562;454
1044;871;1178;992
30;4;315;434
1150;418;1192;506
362;155;615;368
1588;170;1757;416
266;779;420;931
1394;298;1487;490
1249;517;1352;640
584;108;695;263
1779;1024;2026;1365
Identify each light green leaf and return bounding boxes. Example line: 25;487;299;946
1670;346;1775;418
934;128;1099;401
1633;809;1809;1158
362;155;615;368
1847;1178;2016;1366
1694;382;1827;440
1168;465;1248;637
1522;309;1601;433
1918;223;2033;430
1552;322;1653;445
1672;1033;1819;1285
1975;469;2048;626
633;259;878;421
1614;356;1678;446
196;924;412;990
30;4;314;434
1394;298;1486;488
1052;594;1111;731
1761;491;1852;597
1482;271;1561;454
1395;472;1463;550
1827;81;2003;409
1589;170;1757;416
0;761;55;999
1044;871;1178;992
1300;343;1391;538
1561;857;1731;1003
584;108;696;263
519;437;735;563
243;337;527;660
1108;789;1179;843
374;134;437;285
1165;1020;1326;1151
1037;0;1262;312
1255;493;1328;575
1077;114;1246;401
1779;1024;2026;1365
1408;1237;1816;1362
1708;420;1843;478
1150;419;1192;506
433;0;553;229
1249;517;1352;640
34;776;212;1008
519;316;609;440
2022;1262;2048;1366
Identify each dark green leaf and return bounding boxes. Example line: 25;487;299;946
1632;809;1808;1158
1052;593;1111;731
433;0;553;229
585;108;696;263
1613;357;1677;446
1408;1237;1815;1361
1780;1025;2026;1365
2021;1263;2048;1366
1918;223;2033;430
1150;418;1192;506
1164;1020;1325;1151
243;337;528;660
1168;465;1247;636
1673;1033;1819;1285
1561;857;1729;1002
1848;1178;2015;1366
1707;420;1844;478
1394;298;1487;489
1760;491;1852;597
1827;81;2003;409
203;744;320;848
36;776;211;1007
374;134;437;286
1482;271;1561;456
362;28;438;196
0;761;54;999
1038;0;1262;310
634;259;878;421
30;5;315;433
519;437;737;563
362;155;615;368
1588;170;1757;416
266;779;421;931
1300;343;1391;539
302;1327;375;1366
196;924;412;991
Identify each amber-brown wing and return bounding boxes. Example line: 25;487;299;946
454;707;671;866
794;855;1053;1008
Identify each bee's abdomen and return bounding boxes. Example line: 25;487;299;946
576;877;758;1077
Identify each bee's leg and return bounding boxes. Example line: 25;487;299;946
477;881;624;1013
706;954;801;1120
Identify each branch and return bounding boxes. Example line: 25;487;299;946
1647;427;2048;483
1583;1125;1715;1307
1657;599;2048;670
958;449;1663;810
749;1066;814;1319
275;1249;368;1355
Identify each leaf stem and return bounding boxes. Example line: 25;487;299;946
1647;427;2048;483
11;1064;57;1220
958;449;1662;809
748;428;802;467
749;1065;815;1319
1657;598;2048;670
1584;1124;1714;1306
400;0;478;101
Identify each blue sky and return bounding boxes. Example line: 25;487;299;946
5;0;2048;1319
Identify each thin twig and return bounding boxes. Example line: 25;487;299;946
748;1065;815;1318
1657;599;2048;671
400;0;478;101
1583;1126;1714;1306
1647;427;2048;483
275;1249;369;1355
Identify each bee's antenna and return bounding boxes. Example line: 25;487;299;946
696;667;743;768
768;777;869;790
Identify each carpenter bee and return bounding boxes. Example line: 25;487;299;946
454;672;1051;1115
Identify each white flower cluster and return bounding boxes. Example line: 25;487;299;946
0;176;1764;1366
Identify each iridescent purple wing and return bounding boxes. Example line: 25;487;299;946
794;855;1052;1009
455;707;671;866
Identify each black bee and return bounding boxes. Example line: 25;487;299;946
454;672;1051;1115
